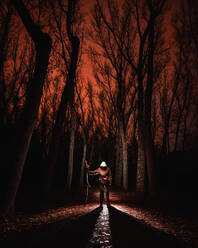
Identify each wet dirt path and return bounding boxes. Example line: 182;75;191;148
87;205;112;248
0;204;192;248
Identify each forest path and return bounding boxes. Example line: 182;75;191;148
0;188;198;247
0;203;194;248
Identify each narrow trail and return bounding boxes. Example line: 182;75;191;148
0;204;193;248
0;189;197;248
87;205;112;248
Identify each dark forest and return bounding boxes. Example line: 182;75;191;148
0;0;198;247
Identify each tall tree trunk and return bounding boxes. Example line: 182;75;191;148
66;104;75;191
1;0;51;216
119;121;128;190
144;17;157;196
0;7;12;126
161;123;169;157
136;63;146;193
80;142;87;187
135;16;149;194
174;81;189;152
144;124;157;195
44;0;79;196
136;120;146;193
115;134;122;187
161;48;182;156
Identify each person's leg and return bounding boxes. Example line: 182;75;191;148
106;185;110;206
99;183;104;207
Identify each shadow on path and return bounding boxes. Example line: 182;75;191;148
0;205;191;248
109;206;189;248
0;207;101;248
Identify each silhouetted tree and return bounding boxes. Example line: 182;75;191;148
0;4;13;127
123;0;167;195
1;0;51;216
89;0;137;190
75;79;94;186
172;0;197;152
44;0;80;195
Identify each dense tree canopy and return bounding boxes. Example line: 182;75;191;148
0;0;198;217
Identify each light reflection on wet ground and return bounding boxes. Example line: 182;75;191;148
87;205;112;248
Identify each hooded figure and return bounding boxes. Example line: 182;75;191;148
85;160;112;207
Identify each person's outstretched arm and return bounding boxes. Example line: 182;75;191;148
85;160;99;174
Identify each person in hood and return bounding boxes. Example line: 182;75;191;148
85;160;112;207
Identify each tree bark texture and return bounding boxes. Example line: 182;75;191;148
66;104;75;191
144;16;157;196
136;120;146;193
115;134;122;187
136;61;146;193
80;142;87;186
1;0;51;216
119;121;128;190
